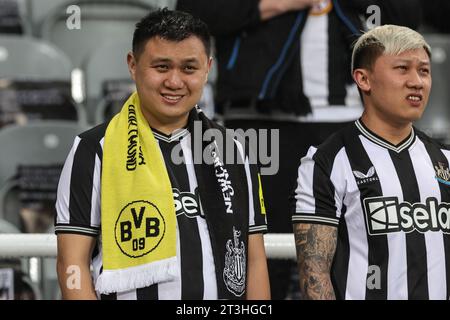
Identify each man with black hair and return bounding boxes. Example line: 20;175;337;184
55;8;269;300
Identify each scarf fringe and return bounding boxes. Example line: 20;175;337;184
95;257;179;294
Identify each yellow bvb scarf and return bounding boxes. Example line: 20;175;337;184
95;92;178;294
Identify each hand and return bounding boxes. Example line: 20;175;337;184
260;0;318;20
284;0;321;11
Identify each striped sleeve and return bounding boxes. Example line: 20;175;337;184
234;137;268;234
246;158;268;234
244;144;268;234
55;134;102;236
291;145;343;227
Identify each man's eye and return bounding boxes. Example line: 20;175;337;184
420;68;430;75
184;66;197;72
396;66;407;70
155;65;169;71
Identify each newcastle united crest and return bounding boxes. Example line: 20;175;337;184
223;227;246;297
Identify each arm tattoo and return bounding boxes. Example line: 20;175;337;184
294;223;337;300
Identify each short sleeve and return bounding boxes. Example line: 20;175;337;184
244;146;268;234
291;146;342;227
54;136;102;236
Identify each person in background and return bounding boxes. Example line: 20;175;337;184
292;24;449;299
176;0;422;299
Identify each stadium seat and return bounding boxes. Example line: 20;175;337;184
0;79;86;129
0;35;88;125
0;178;58;300
0;35;72;80
0;120;80;299
0;216;20;233
82;38;135;123
40;0;156;69
84;38;131;102
0;167;60;233
415;33;450;143
27;0;71;36
0;218;43;300
0;121;87;186
0;121;74;236
0;0;31;35
0;180;20;227
93;80;135;125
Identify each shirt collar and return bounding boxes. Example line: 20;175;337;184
151;127;189;143
355;119;416;153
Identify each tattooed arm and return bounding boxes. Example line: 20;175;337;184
293;223;337;300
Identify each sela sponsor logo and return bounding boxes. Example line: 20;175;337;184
115;200;164;258
364;196;450;235
434;162;450;186
223;227;246;297
353;166;379;185
173;187;204;219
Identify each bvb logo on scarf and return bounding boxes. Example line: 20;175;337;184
115;200;166;258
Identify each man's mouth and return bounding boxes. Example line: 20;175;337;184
161;94;184;103
406;94;422;102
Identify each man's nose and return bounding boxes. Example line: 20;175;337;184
406;70;424;90
164;70;184;89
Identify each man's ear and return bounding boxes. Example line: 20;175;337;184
127;51;136;81
353;68;371;93
205;56;213;84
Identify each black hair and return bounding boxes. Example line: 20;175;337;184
132;8;211;59
351;38;384;102
352;37;385;72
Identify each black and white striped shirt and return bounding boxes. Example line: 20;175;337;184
292;119;450;300
55;122;267;300
299;1;363;122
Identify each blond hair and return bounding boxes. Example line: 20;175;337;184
351;24;431;73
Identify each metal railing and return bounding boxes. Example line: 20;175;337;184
0;233;296;259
